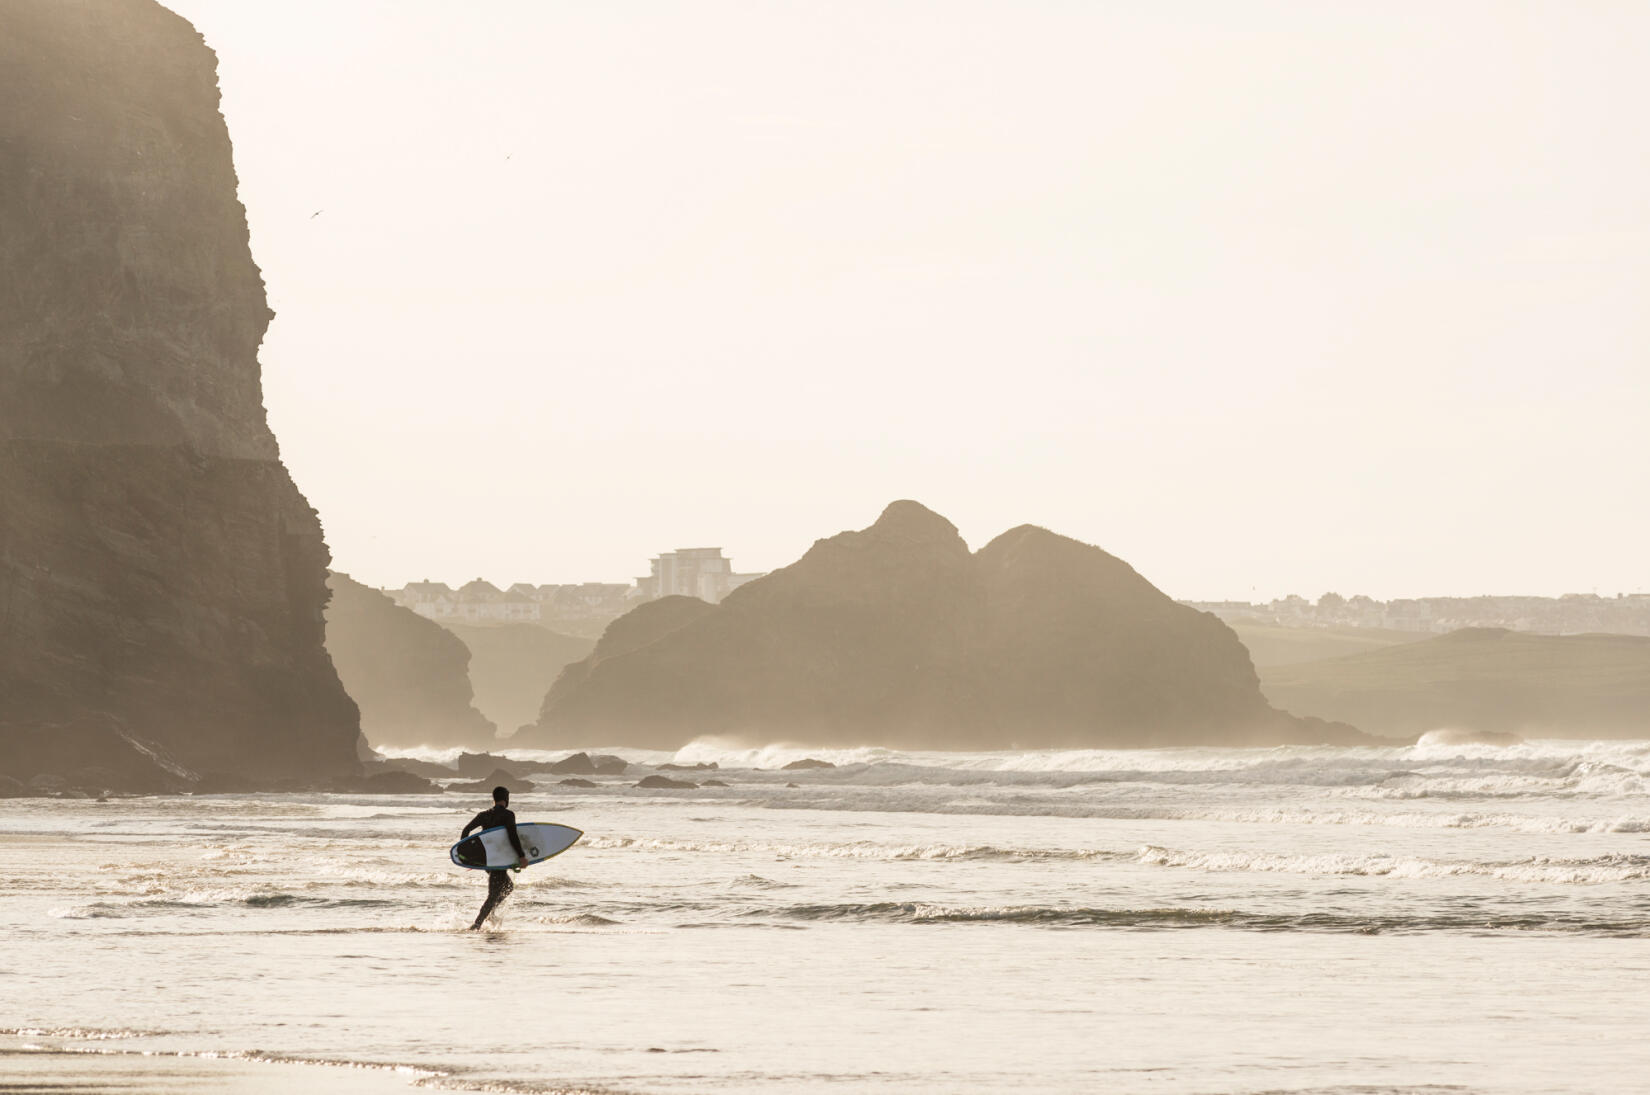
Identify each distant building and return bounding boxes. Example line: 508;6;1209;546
636;548;763;604
385;549;769;625
542;582;632;619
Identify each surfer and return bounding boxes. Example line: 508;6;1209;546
462;786;528;930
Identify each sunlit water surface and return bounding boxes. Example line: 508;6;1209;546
5;740;1650;1093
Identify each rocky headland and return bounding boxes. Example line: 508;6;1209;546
0;0;362;792
324;574;496;749
519;501;1369;751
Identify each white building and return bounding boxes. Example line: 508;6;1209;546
636;548;763;604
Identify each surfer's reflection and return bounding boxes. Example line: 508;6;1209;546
460;785;528;930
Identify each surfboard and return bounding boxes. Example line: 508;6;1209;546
449;822;582;871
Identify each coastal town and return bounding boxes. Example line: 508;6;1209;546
383;541;1650;641
388;547;765;628
1188;592;1650;637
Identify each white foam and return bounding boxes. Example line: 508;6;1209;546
582;834;1105;862
1132;844;1650;885
669;738;901;770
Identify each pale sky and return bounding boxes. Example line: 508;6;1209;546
159;0;1648;601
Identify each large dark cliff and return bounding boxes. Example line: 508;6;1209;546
324;574;497;750
520;501;1371;750
0;0;361;790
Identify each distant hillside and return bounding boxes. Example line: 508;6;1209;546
1230;623;1421;667
324;574;496;748
440;622;594;735
1259;628;1650;738
517;501;1370;751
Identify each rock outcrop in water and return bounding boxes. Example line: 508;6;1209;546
0;0;362;791
519;501;1368;750
324;574;496;749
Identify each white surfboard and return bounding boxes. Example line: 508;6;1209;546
450;822;582;871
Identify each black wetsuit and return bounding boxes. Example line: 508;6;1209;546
462;804;526;929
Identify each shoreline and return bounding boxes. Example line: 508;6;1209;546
2;1038;437;1095
1;1036;628;1095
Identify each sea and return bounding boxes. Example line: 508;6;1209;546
4;737;1649;1094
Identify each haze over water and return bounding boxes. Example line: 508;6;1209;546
7;738;1649;1093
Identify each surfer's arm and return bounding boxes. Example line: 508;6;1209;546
460;811;487;838
504;815;526;859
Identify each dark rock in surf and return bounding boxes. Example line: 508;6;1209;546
781;758;835;770
545;752;597;775
590;754;628;775
557;777;598;788
518;501;1372;750
0;0;361;789
455;753;521;778
701;779;730;787
659;762;718;771
324;573;496;750
449;769;534;794
635;775;697;789
339;770;442;795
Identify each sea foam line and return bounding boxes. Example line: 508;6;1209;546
751;901;1650;936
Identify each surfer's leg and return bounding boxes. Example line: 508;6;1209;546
470;870;514;929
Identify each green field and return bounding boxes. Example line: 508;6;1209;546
1256;628;1650;739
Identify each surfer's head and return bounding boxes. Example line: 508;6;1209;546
492;786;509;805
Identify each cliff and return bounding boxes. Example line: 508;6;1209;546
324;575;496;749
1259;628;1650;738
520;501;1368;750
0;0;361;790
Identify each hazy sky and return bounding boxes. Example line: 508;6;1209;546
159;1;1647;601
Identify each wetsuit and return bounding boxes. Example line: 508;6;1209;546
462;804;526;929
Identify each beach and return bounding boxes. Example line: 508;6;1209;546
5;740;1650;1093
1;1038;435;1094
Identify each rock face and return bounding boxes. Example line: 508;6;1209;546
520;501;1367;750
0;0;361;789
324;574;496;749
441;622;594;735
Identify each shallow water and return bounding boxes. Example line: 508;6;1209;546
5;739;1650;1092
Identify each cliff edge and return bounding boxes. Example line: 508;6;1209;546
0;0;361;790
324;575;497;750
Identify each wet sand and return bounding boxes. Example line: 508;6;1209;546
1;1043;430;1094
